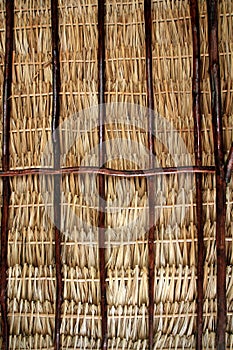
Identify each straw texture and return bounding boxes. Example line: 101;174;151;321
0;0;232;349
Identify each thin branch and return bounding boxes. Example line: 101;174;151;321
144;0;155;348
98;1;108;349
207;1;227;348
0;165;216;178
51;1;62;349
0;1;14;349
190;1;204;348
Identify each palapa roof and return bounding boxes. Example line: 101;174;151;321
0;0;232;349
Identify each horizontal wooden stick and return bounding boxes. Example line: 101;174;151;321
0;165;215;178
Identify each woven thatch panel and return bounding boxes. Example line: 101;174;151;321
0;0;232;349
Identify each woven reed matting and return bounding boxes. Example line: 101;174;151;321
0;0;232;349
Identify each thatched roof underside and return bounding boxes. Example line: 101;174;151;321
0;0;232;349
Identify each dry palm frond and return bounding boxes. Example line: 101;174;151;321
0;0;232;349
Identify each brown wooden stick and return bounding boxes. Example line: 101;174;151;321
0;2;14;349
225;143;233;184
98;1;108;349
144;0;155;348
0;165;216;178
190;1;204;348
51;1;62;349
206;1;227;349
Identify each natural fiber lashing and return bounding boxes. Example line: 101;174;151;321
0;0;232;349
